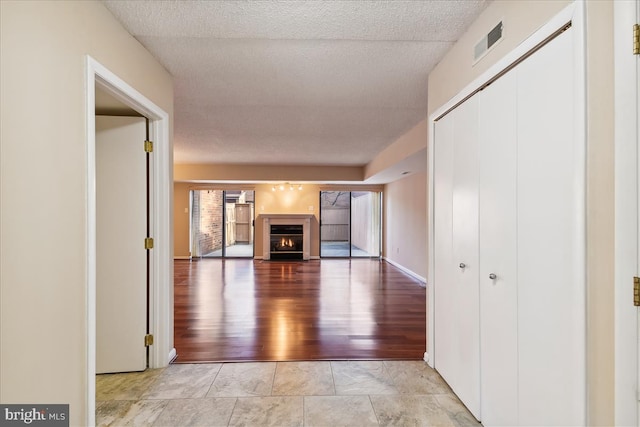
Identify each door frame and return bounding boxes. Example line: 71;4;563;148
426;1;586;370
614;0;639;424
85;56;174;426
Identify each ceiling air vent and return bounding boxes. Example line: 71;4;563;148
474;21;503;64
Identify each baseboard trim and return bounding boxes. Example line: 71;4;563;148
174;256;190;260
310;256;320;260
168;348;177;365
254;256;264;260
424;351;434;368
383;258;427;286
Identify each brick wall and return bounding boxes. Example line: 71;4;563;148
193;190;223;255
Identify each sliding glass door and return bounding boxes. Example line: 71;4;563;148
190;189;254;258
320;191;381;258
223;191;254;257
350;191;381;258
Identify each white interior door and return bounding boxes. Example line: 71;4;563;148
478;71;518;427
96;115;148;374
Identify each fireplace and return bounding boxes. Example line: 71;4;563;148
270;225;303;260
261;214;312;261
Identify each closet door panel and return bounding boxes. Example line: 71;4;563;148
516;29;583;425
434;107;456;392
451;95;481;418
478;72;519;427
433;95;481;420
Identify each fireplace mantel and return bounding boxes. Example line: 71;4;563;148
261;214;313;260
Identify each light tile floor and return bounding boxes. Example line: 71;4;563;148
96;361;479;427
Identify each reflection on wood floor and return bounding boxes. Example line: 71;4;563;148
174;259;426;362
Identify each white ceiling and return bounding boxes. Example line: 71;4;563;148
102;0;488;167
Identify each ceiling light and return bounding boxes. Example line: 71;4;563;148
271;183;303;191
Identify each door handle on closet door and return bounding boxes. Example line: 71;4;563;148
489;273;497;280
459;263;466;269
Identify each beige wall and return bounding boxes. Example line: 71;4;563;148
384;172;427;280
0;1;173;424
365;119;427;180
427;1;615;424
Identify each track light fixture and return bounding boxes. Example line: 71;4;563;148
271;182;303;192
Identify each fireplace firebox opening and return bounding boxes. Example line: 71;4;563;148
270;224;303;260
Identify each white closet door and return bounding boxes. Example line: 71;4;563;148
517;28;583;425
434;94;481;419
451;95;481;418
478;71;519;427
434;107;456;392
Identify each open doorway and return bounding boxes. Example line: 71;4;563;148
87;56;173;426
190;190;255;258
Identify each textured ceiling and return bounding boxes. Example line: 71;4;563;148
102;0;488;166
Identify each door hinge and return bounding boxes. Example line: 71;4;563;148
144;140;153;153
634;24;640;55
145;237;154;250
634;276;640;306
144;334;154;347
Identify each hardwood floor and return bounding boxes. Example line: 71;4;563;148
174;259;426;362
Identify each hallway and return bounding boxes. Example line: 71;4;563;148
174;259;426;362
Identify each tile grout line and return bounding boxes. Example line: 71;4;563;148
225;397;239;427
270;361;278;396
381;360;397;392
203;362;223;397
368;395;381;426
149;399;171;426
329;361;337;396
